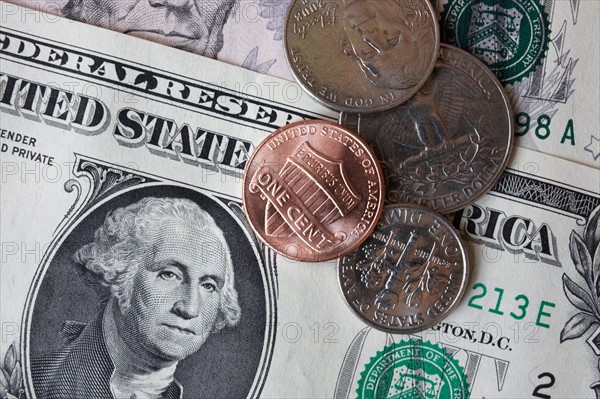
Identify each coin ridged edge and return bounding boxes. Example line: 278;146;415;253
436;44;515;214
283;0;441;113
242;120;385;262
337;203;471;333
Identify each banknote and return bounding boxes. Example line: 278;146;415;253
435;0;600;167
6;0;598;170
1;0;296;79
1;3;600;399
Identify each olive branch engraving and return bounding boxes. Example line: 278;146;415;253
0;343;24;399
561;205;600;396
357;231;448;309
356;235;394;290
402;242;448;307
561;206;600;343
384;114;489;198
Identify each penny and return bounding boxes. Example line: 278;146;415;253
285;0;439;112
339;44;514;213
338;205;469;333
242;120;385;262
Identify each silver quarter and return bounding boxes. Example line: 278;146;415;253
338;204;470;333
285;0;439;112
340;44;515;213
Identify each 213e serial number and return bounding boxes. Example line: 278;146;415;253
467;283;556;328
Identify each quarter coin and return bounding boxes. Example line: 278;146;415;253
285;0;439;112
338;204;469;333
243;120;385;262
340;44;515;213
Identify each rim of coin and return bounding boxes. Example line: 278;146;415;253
339;44;515;213
338;204;470;333
242;120;385;262
284;0;440;113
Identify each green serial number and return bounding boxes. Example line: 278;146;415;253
515;112;575;145
467;282;556;328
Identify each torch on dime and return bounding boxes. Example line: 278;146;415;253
242;120;385;263
338;204;470;333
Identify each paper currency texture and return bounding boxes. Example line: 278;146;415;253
6;0;597;168
1;3;600;399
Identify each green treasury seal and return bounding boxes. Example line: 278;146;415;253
440;0;550;85
356;339;469;399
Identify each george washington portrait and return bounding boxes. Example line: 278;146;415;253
28;187;269;399
60;0;238;57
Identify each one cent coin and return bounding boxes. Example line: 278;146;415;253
285;0;439;112
339;44;515;213
243;120;385;262
338;205;469;333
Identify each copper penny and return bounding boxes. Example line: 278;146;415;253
242;120;385;262
285;0;439;112
338;204;469;333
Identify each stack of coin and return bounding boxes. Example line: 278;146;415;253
242;0;515;334
339;44;514;213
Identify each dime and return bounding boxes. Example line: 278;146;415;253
242;120;385;262
285;0;439;112
338;205;469;333
339;44;515;213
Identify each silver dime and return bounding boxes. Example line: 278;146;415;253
338;204;469;333
340;44;515;213
285;0;439;112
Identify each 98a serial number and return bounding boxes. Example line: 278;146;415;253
515;112;575;145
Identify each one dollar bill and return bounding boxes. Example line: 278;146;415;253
3;0;599;169
1;4;599;399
